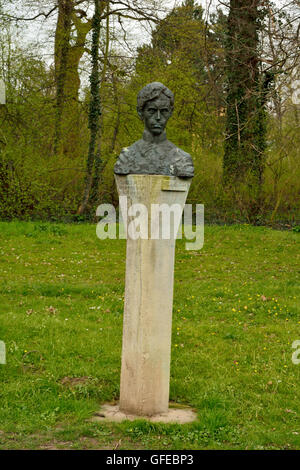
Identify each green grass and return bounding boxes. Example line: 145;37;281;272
0;220;300;450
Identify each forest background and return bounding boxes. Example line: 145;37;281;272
0;0;299;226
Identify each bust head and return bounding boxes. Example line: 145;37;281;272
137;82;174;137
114;81;194;177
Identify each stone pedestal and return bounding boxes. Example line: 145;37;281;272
115;174;191;416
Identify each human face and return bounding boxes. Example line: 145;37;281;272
141;95;172;136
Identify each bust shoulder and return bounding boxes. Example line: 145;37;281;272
163;139;190;156
121;140;142;155
167;143;194;178
114;137;194;178
174;145;191;159
114;140;143;175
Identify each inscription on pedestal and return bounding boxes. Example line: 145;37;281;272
161;177;189;192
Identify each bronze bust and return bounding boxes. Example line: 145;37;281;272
114;82;194;178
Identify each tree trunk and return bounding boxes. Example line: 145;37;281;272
223;0;267;187
54;0;92;157
77;0;103;215
54;0;73;155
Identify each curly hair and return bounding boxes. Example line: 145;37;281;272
137;82;174;113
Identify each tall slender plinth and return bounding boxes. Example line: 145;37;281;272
115;174;191;416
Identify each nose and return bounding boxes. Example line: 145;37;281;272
155;110;161;120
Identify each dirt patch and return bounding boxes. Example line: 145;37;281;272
39;440;74;450
39;443;60;450
59;376;90;387
79;437;103;449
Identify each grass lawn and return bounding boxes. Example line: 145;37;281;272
0;220;299;450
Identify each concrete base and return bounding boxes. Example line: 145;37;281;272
92;404;197;424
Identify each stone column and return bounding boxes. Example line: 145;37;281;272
115;174;191;416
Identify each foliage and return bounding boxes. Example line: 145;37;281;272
0;1;299;224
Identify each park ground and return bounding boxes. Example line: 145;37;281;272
0;221;300;450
